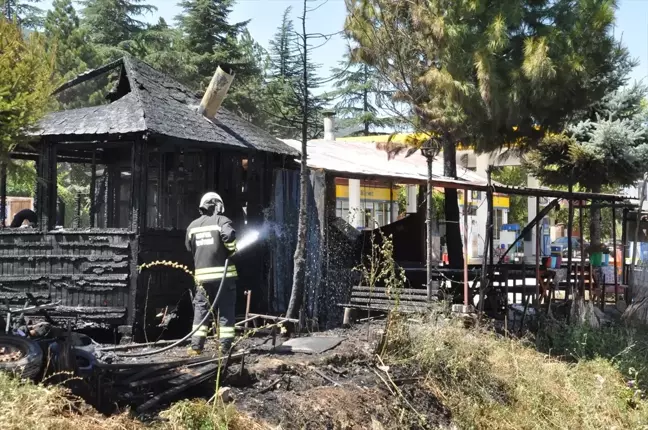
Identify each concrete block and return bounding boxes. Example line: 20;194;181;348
451;304;475;314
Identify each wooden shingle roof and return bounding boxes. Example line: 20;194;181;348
36;56;298;156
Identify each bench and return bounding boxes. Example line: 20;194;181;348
338;285;432;324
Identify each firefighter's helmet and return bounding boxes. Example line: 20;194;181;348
199;192;224;214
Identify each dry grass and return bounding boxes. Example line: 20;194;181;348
0;372;265;430
159;399;266;430
0;372;142;430
390;320;648;430
4;318;648;429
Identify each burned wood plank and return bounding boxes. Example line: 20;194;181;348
89;148;97;227
135;365;216;413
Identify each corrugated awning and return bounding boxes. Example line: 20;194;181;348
282;138;628;202
281;138;489;186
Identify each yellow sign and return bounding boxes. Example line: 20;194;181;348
336;185;399;201
457;191;510;209
494;195;509;209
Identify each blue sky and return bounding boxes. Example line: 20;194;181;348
47;0;648;88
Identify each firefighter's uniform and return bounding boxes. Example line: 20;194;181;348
185;192;238;354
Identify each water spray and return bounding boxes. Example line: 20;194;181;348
236;228;260;251
116;229;264;358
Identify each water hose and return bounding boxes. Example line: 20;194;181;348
115;259;230;358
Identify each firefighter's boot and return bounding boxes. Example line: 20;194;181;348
187;347;203;356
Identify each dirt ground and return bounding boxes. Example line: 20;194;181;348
218;321;451;429
92;320;450;429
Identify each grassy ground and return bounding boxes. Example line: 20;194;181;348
0;372;257;430
0;371;142;430
2;318;648;429
384;315;648;430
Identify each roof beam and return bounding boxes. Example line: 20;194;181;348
53;59;124;96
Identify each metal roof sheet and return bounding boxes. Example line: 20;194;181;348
280;138;490;186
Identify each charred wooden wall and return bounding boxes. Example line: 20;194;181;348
0;230;134;326
135;230;195;338
132;150;282;338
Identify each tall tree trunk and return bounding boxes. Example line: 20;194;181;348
589;184;602;247
287;0;309;319
443;139;464;269
363;64;369;136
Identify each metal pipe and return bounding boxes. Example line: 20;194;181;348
622;208;628;286
426;157;433;301
389;180;394;224
578;200;592;300
8;301;60;313
612;203;618;303
567;195;574;298
463;188;469;306
535;197;540;303
487;170;494;296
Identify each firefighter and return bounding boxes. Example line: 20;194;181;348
185;192;238;356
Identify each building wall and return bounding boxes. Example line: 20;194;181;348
334;178;399;229
333;178;511;262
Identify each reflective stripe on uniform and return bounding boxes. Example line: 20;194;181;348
193;324;209;338
223;240;237;251
188;225;222;236
219;326;235;339
195;265;238;281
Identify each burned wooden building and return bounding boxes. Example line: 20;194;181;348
0;56;300;338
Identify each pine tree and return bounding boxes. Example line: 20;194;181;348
265;5;324;140
79;0;156;59
526;83;648;249
44;0;107;109
175;0;247;87
345;0;633;272
1;0;43;29
175;0;269;121
268;7;298;80
230;28;268;124
44;0;100;108
328;53;398;135
138;18;197;86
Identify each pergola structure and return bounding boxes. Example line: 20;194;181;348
282;133;633;317
0;57;298;339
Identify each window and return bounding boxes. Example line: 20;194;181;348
365;202;375;228
336;199;349;222
336;199;396;228
493;209;504;240
56;161;109;229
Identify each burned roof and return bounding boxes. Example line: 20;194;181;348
35;56;298;156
